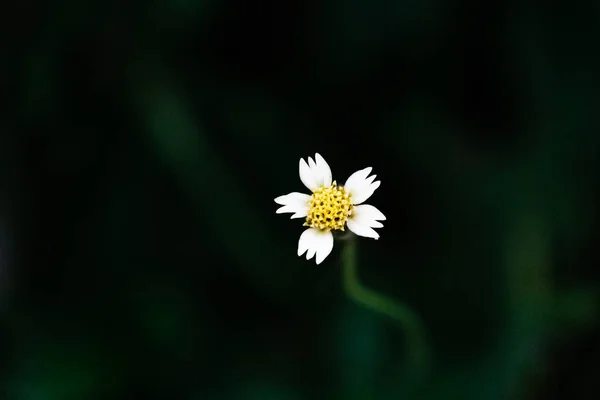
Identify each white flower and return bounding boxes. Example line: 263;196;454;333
274;153;386;264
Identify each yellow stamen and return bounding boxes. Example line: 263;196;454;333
304;181;353;231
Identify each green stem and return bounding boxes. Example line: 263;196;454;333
342;236;431;378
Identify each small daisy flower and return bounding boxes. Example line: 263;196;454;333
274;153;386;264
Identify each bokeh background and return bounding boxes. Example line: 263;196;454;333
2;0;600;399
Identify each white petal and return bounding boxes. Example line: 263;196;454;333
306;244;317;260
351;204;386;228
301;154;333;190
314;153;332;187
307;157;319;188
347;219;380;240
298;228;313;257
343;167;381;205
356;181;381;205
299;158;318;191
297;227;318;257
345;167;372;186
297;228;334;264
314;230;334;264
274;192;311;218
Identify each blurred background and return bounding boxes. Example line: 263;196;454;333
2;0;600;399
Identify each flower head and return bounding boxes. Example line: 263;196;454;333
275;153;386;264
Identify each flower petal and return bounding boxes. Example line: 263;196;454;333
314;153;332;187
314;230;334;264
274;192;311;218
351;204;386;228
297;228;334;264
300;154;333;191
345;167;371;185
306;244;317;260
347;219;380;240
299;158;318;191
298;228;314;257
298;227;319;258
307;156;320;188
343;167;381;205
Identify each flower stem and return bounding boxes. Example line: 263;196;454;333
341;236;431;379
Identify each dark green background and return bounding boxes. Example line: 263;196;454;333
2;0;599;399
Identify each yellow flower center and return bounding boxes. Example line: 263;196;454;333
304;181;353;231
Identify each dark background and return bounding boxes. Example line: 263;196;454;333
2;0;600;399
